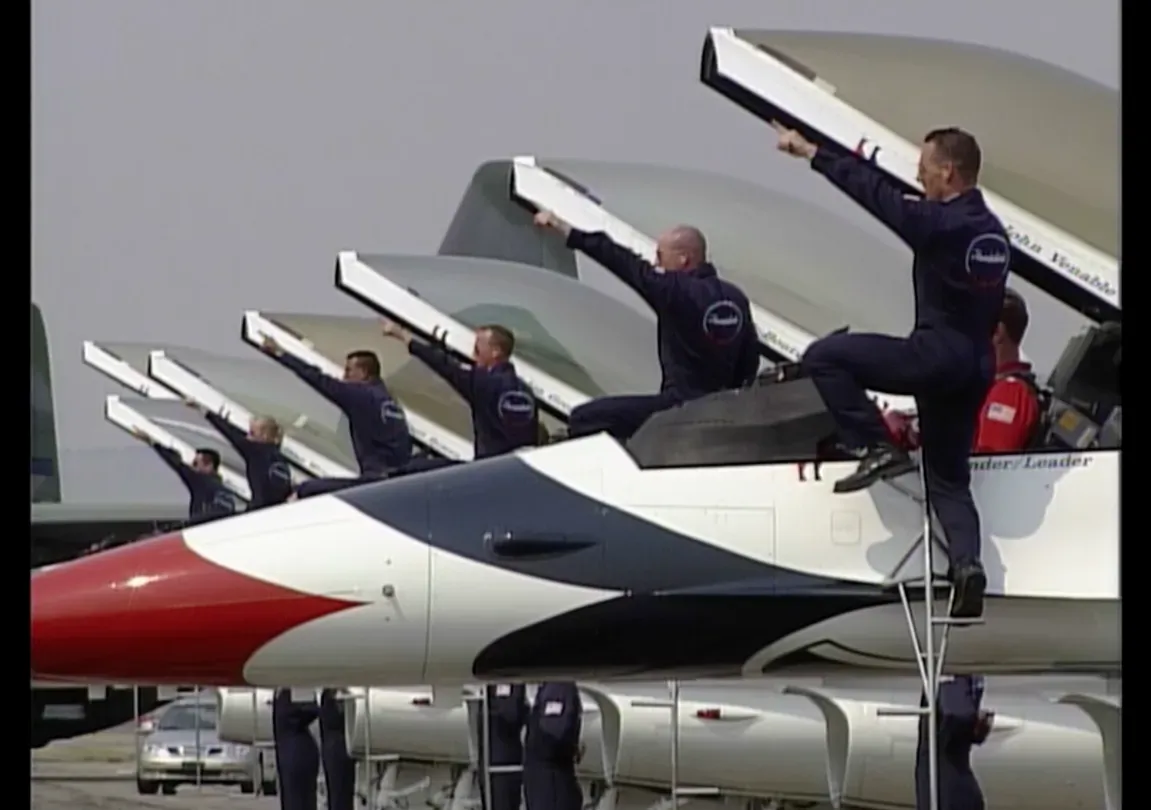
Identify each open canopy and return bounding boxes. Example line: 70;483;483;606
703;28;1119;321
337;253;661;416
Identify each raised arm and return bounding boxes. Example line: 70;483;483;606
809;150;943;249
203;410;257;462
408;341;474;400
146;441;203;494
262;339;369;412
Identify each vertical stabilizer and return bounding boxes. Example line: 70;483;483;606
31;304;61;503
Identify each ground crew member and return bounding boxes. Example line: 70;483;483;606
189;403;295;508
260;337;413;496
481;684;529;810
382;319;540;460
134;431;237;523
523;682;583;810
533;211;761;441
272;689;321;810
915;675;993;810
318;689;355;810
772;122;1009;619
973;289;1041;452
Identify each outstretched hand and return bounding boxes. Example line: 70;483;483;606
533;209;571;237
770;120;818;160
380;318;411;345
260;336;283;357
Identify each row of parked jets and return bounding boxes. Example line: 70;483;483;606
32;27;1119;810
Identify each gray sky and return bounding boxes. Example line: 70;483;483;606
31;0;1118;502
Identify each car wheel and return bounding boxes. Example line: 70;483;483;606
161;783;178;795
263;778;278;796
136;779;159;795
240;781;255;794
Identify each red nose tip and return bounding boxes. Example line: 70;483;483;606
31;531;359;685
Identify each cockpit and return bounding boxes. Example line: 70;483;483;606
625;320;1121;469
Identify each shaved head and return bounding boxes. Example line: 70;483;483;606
655;225;708;272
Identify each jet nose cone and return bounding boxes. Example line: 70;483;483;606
31;530;357;685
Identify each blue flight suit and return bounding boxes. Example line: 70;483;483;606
564;230;761;441
276;354;413;496
204;412;294;509
916;676;988;810
318;689;355;810
481;684;529;810
150;445;237;523
800;149;1009;584
272;689;320;810
409;341;540;459
523;683;582;810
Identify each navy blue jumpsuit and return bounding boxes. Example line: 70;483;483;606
409;340;539;463
522;683;583;810
318;689;356;810
480;684;529;810
801;150;1009;570
272;689;321;810
916;675;988;810
564;230;760;441
203;412;294;509
150;445;237;524
275;354;414;497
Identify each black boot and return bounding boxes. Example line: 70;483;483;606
950;564;987;619
833;444;917;494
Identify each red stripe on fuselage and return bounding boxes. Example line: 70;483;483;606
31;531;360;685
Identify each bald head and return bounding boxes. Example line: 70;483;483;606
249;416;283;444
656;225;708;272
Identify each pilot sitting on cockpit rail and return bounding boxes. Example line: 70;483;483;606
533;210;761;441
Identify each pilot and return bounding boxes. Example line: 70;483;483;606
916;675;992;810
973;289;1042;452
190;403;295;509
272;688;321;810
883;290;1041;456
134;431;237;523
533;211;761;442
318;689;356;810
381;319;540;461
772;123;1008;619
481;683;529;810
260;337;414;497
523;682;583;810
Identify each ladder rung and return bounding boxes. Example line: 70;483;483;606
876;708;928;717
932;616;985;626
364;754;400;762
487;765;523;774
674;787;720;797
631;699;675;709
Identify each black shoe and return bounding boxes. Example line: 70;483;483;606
950;564;987;620
832;445;917;494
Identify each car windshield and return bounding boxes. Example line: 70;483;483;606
157;704;218;731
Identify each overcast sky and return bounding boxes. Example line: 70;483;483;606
31;0;1118;502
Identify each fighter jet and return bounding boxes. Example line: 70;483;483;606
31;305;186;747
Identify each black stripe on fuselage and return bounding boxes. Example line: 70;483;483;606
337;451;898;678
340;451;787;592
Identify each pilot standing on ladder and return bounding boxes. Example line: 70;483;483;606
533;211;761;441
481;684;530;810
523;682;583;810
770;123;1009;619
915;675;993;810
380;319;541;467
260;338;415;497
272;689;321;810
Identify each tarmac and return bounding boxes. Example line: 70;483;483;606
31;726;278;810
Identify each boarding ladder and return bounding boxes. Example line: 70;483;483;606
632;682;720;810
476;686;525;810
876;460;985;810
340;687;431;810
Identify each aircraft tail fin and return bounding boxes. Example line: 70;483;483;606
31;303;61;503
